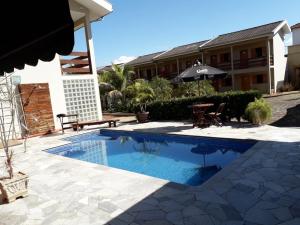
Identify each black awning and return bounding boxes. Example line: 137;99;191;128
0;0;74;75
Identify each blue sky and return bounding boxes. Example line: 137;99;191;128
74;0;300;67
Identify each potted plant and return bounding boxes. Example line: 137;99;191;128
125;79;154;123
0;74;28;203
245;98;272;125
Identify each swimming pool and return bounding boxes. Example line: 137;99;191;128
47;130;256;186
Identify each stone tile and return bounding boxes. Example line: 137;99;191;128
278;218;300;225
135;210;165;221
289;201;300;218
224;190;259;213
263;182;285;193
143;220;173;225
182;205;205;217
220;221;244;225
221;205;242;221
244;208;279;225
166;211;184;225
183;215;214;225
195;190;227;204
254;201;278;210
271;207;293;221
233;183;255;193
159;200;184;213
98;201;118;213
128;202;157;212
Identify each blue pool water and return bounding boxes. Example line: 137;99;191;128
47;130;256;186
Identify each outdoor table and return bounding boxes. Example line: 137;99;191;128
192;103;214;128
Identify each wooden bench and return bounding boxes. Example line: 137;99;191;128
72;119;119;131
57;114;79;134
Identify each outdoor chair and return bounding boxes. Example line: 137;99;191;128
57;113;79;134
207;103;226;127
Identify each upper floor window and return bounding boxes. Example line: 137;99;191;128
220;53;230;63
255;48;263;58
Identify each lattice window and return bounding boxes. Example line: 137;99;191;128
63;79;98;121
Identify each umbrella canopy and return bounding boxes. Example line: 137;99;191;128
0;0;74;75
176;64;227;82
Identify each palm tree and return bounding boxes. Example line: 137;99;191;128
111;64;135;92
98;64;135;111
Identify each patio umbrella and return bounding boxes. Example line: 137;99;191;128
0;0;74;75
175;62;227;95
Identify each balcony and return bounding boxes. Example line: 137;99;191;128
60;52;91;75
233;56;273;70
217;62;231;71
208;56;274;71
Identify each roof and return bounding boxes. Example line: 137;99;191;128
126;51;165;66
203;21;284;49
291;23;300;30
154;40;208;60
97;65;113;73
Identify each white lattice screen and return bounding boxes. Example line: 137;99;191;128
63;79;99;121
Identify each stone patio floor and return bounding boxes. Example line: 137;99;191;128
0;122;300;225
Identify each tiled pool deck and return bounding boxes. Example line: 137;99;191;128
0;122;300;225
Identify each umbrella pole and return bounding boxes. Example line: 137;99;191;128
197;80;200;96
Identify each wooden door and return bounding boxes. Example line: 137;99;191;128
19;83;55;135
240;50;248;68
240;75;251;91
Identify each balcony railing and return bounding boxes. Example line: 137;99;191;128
233;56;274;70
60;52;91;75
208;56;274;71
217;62;231;71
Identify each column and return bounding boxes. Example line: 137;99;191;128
84;13;102;120
84;14;97;75
267;39;272;94
176;58;180;75
230;46;235;90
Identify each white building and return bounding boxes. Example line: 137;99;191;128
288;23;300;87
1;0;112;137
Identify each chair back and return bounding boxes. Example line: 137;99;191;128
217;103;226;114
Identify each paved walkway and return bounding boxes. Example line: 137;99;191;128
265;92;300;127
0;123;300;225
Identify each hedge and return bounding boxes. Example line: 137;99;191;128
145;90;262;121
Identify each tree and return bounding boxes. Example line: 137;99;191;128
125;79;155;112
111;64;135;92
98;64;135;111
149;76;172;101
173;80;216;98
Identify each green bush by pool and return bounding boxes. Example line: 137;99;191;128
143;90;262;121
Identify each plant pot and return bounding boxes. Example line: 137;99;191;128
0;172;29;203
136;112;149;123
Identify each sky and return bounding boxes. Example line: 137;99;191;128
74;0;300;68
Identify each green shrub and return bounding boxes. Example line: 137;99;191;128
142;90;262;121
150;76;173;101
173;80;215;98
245;98;272;125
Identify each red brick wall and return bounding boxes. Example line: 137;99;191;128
19;83;55;135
